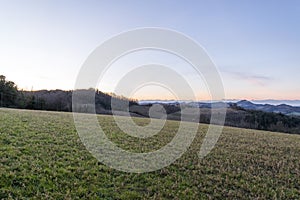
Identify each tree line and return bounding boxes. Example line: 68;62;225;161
0;75;137;112
0;75;299;134
224;105;300;134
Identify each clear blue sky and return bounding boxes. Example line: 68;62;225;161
0;0;299;100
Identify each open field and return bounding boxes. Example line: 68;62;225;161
0;108;300;199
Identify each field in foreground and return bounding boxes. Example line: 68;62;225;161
0;108;299;199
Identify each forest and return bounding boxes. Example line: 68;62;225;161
0;75;137;112
1;75;299;134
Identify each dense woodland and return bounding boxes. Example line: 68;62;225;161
131;104;300;134
0;75;299;134
0;75;137;112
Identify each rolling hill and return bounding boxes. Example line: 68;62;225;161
0;108;299;199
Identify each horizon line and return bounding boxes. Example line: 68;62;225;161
17;88;300;102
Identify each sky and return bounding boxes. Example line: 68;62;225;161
0;0;299;100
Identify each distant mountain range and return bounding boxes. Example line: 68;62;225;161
139;100;300;116
139;99;300;106
226;99;300;107
2;74;299;134
233;100;300;116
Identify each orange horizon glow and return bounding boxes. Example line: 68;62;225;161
16;86;300;101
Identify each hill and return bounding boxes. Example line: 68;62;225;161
0;108;299;199
133;103;300;134
234;100;300;116
1;75;299;134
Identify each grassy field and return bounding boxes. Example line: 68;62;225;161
0;108;299;199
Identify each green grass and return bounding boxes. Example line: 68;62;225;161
0;108;299;199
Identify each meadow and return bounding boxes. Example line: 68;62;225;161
0;108;299;199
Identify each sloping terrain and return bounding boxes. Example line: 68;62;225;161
0;108;299;199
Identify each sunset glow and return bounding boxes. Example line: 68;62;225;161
1;0;299;100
